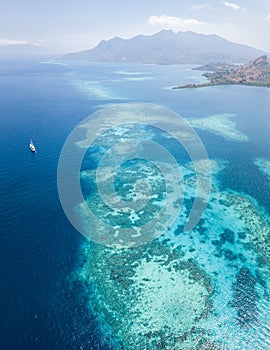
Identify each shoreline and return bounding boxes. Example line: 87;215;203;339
173;82;270;89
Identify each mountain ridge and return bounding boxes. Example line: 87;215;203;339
62;30;268;65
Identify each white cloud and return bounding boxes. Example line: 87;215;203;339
0;39;28;46
190;4;210;11
147;15;208;31
266;14;270;20
0;38;45;46
222;2;242;10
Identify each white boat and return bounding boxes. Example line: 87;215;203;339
29;139;36;152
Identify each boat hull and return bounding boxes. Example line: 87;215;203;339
29;140;36;152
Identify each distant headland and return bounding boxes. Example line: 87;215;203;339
174;55;270;89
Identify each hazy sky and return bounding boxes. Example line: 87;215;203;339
0;0;270;54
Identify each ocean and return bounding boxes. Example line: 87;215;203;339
0;58;269;349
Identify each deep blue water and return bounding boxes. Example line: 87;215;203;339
0;58;270;349
0;59;114;350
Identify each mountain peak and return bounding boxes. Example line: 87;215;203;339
243;55;270;69
252;55;268;63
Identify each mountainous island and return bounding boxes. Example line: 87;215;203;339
174;55;270;89
62;30;267;65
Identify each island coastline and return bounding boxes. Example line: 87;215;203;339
174;55;270;89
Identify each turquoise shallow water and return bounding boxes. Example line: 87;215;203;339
1;59;269;349
66;62;270;349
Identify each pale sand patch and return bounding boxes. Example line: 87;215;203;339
129;257;208;336
189;113;248;142
254;158;270;179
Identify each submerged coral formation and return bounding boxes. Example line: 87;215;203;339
231;268;259;326
76;155;270;349
72;104;269;349
79;240;214;350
